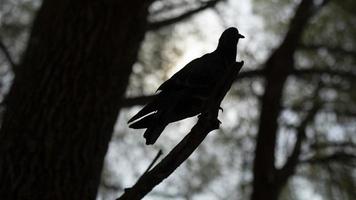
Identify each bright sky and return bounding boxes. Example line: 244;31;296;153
170;0;266;76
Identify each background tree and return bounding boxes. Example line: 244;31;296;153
0;0;152;199
0;0;226;199
1;0;355;200
111;0;356;199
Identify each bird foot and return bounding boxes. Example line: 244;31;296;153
211;118;221;130
198;113;221;130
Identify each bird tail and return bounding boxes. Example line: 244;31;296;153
143;123;167;145
129;114;157;129
128;101;159;124
129;112;167;145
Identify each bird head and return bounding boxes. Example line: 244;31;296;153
216;27;244;61
217;27;244;50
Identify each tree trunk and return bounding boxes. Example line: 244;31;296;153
251;1;317;200
251;50;292;200
0;0;151;199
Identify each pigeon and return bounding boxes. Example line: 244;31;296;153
128;27;244;145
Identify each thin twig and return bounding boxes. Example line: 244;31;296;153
147;0;224;31
276;86;321;185
121;68;356;108
300;152;356;166
143;150;163;174
300;43;356;57
0;36;17;70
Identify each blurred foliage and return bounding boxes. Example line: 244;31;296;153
126;28;182;96
0;0;41;112
123;0;356;199
0;0;355;200
0;0;41;61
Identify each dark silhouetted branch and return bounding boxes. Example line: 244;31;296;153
277;0;318;53
300;44;356;57
276;102;320;185
121;68;264;107
252;0;328;199
236;68;265;79
235;68;356;82
148;0;224;31
143;150;163;174
122;67;356;108
292;68;356;81
100;178;183;199
300;152;356;166
236;68;356;82
118;116;219;200
310;141;356;150
0;36;17;70
116;61;244;200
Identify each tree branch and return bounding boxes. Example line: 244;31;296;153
116;61;244;200
310;141;356;150
292;68;356;81
121;68;264;107
147;0;224;31
0;36;17;70
252;0;328;199
277;0;317;53
117;116;219;200
142;150;163;174
300;152;356;166
122;67;356;108
300;44;356;57
276;102;320;185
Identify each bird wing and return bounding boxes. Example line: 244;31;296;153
128;91;182;125
128;52;225;125
157;53;223;92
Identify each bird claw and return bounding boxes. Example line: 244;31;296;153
212;118;221;129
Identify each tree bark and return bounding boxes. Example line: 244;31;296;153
0;0;151;199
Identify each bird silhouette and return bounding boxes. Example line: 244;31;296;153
128;27;245;145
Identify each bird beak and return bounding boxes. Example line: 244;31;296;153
238;33;245;39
